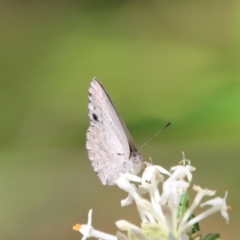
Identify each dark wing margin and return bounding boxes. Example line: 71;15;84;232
93;78;138;154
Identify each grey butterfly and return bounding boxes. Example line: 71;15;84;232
86;78;143;185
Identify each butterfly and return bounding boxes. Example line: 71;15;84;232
86;78;143;185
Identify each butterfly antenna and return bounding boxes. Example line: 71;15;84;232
139;122;171;152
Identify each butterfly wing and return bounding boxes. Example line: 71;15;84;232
86;78;142;185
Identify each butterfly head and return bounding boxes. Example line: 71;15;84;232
129;151;143;175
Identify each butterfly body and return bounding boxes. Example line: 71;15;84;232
86;78;143;185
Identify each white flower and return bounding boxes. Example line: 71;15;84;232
73;209;116;240
170;164;195;182
177;186;217;236
161;178;189;205
142;163;170;185
200;191;229;223
116;220;143;233
74;157;230;240
116;173;142;202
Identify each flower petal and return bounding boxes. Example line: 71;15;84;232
116;220;141;231
116;231;128;240
130;228;150;240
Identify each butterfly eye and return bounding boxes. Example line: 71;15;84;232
132;152;143;163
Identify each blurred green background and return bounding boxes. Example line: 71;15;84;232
0;1;239;239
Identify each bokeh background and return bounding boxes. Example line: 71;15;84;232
1;1;239;239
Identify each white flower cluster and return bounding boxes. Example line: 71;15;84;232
73;158;229;240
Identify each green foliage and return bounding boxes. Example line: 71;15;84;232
178;191;189;219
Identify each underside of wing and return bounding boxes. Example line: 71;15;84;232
86;78;136;185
